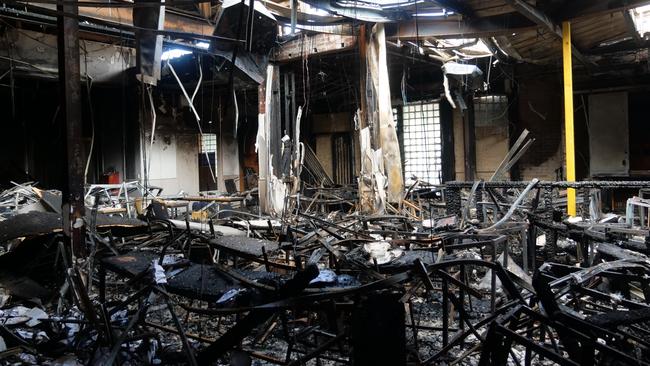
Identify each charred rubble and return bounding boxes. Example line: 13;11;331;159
0;180;648;365
2;0;650;364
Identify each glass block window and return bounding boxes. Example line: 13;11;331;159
200;133;217;153
400;102;442;184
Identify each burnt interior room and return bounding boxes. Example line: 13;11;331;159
2;1;650;365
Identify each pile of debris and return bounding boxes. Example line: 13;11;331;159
0;180;649;365
0;182;56;220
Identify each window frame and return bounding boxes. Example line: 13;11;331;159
200;133;217;154
395;100;443;185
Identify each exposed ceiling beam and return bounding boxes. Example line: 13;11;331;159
17;1;215;38
586;37;650;54
553;0;650;20
482;37;508;60
198;2;212;20
273;33;356;62
0;27;134;82
436;0;650;24
623;9;644;46
431;0;475;17
264;0;343;24
493;35;545;64
503;0;593;66
430;1;516;62
385;18;534;40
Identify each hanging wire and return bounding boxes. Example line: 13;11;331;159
146;85;157;187
167;60;217;184
82;41;95;185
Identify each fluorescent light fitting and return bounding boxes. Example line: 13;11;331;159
161;48;192;61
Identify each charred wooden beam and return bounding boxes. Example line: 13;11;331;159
273;33;357;62
623;9;645;47
133;0;165;85
551;0;650;21
57;0;86;258
503;0;592;66
432;0;475;17
385;17;535;40
22;1;216;39
427;2;517;63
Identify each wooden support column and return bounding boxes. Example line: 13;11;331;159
357;24;376;213
258;64;283;215
358;24;368;130
357;24;404;212
258;72;269;214
57;0;86;258
368;24;404;205
562;21;577;216
268;66;282;178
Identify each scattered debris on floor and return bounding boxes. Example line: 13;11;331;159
0;180;649;365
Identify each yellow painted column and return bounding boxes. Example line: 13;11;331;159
562;21;577;216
